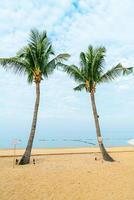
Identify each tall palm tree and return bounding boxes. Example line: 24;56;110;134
61;45;132;162
0;29;70;165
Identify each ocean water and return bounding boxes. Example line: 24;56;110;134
33;138;133;148
1;137;133;149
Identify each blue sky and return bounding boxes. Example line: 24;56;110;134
0;0;134;148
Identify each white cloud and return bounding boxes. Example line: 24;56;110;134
0;0;72;56
0;0;134;141
54;0;134;61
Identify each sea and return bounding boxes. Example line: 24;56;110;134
1;137;134;149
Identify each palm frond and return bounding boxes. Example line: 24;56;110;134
55;53;70;62
27;72;34;83
122;66;133;75
60;64;86;82
0;57;28;75
80;52;87;68
74;83;86;91
43;53;70;77
29;28;39;49
99;63;133;83
80;52;89;78
0;29;70;83
92;47;106;74
43;59;56;78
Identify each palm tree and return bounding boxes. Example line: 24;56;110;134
61;45;132;162
0;29;70;165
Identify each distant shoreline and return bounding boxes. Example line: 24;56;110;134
1;137;131;149
0;146;133;158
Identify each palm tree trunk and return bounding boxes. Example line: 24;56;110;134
19;82;40;165
90;92;114;162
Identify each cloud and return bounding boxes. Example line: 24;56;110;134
54;0;134;59
0;0;72;56
0;0;134;141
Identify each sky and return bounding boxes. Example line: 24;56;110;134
0;0;134;148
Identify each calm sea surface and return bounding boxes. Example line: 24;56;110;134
1;137;133;149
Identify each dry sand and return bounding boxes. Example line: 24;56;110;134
0;147;134;200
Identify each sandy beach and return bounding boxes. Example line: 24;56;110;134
0;147;134;200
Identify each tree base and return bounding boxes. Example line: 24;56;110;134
99;143;115;162
19;154;30;165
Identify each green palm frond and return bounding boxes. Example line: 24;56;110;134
63;45;132;93
80;52;89;78
43;59;56;78
0;29;70;83
29;28;40;49
80;52;87;68
92;47;105;76
27;72;34;83
44;44;54;56
74;83;86;91
43;53;70;77
55;53;70;62
99;63;133;83
0;57;28;75
122;67;133;75
61;64;86;82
